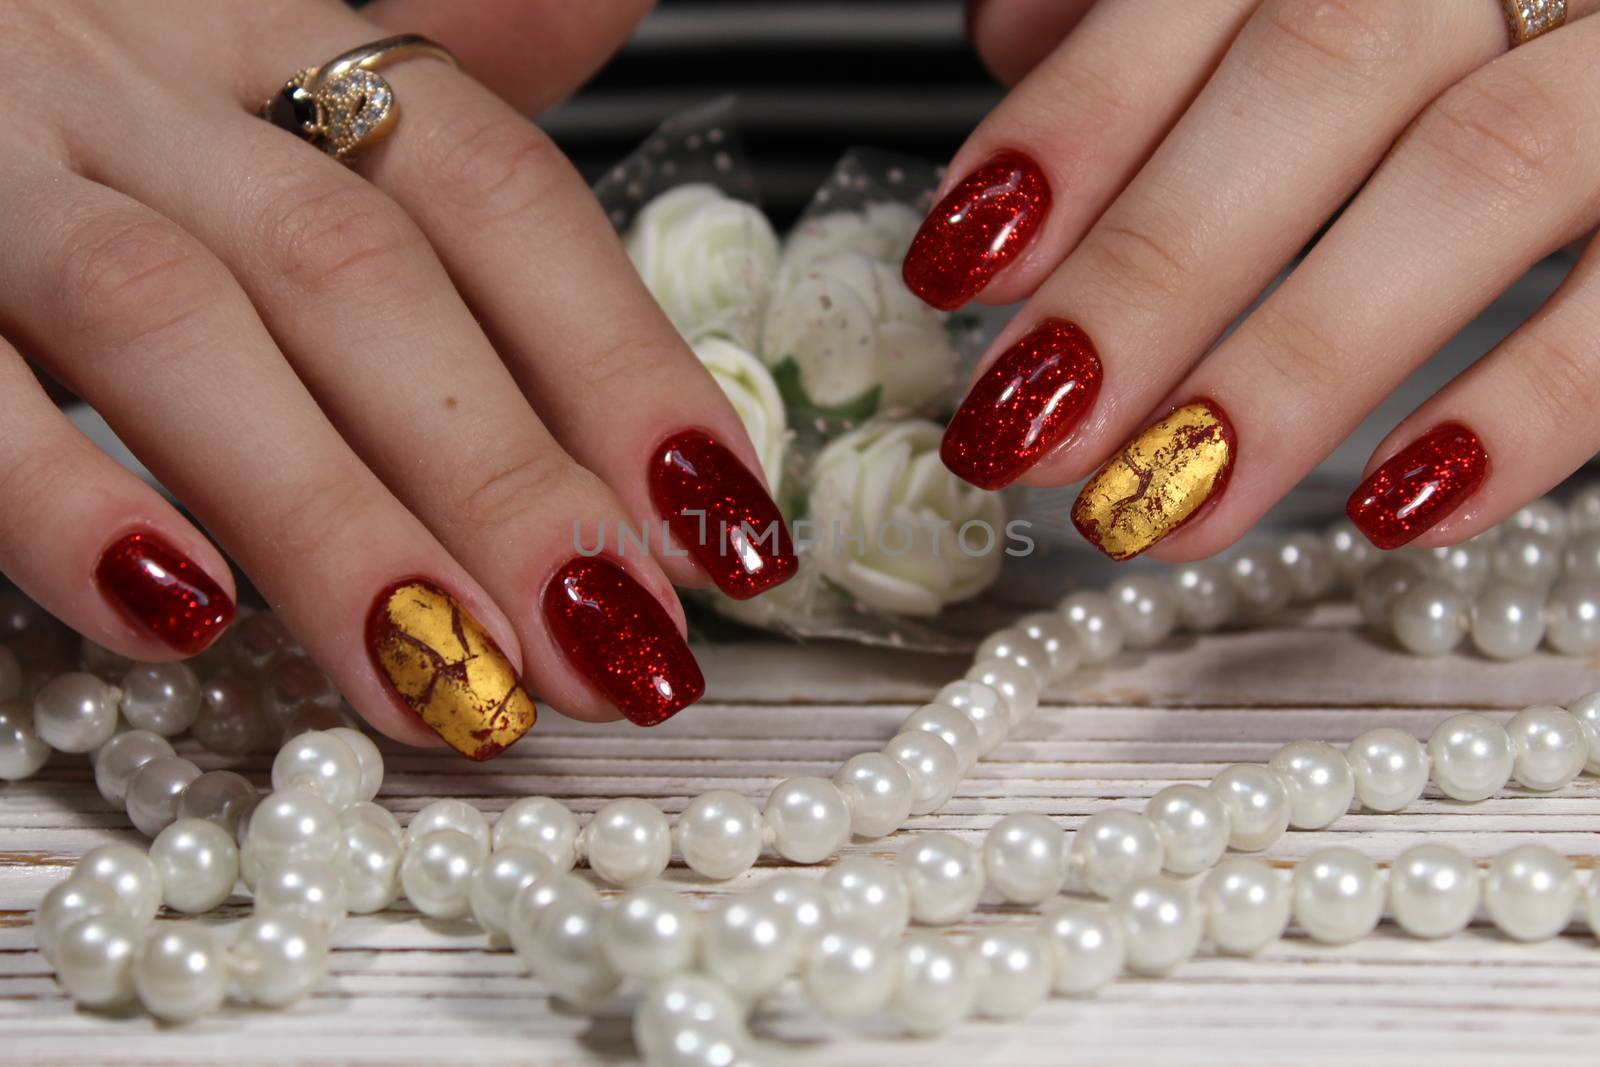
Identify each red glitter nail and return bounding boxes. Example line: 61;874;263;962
902;150;1051;311
542;556;704;726
941;319;1103;490
650;430;798;600
1347;424;1489;550
94;531;234;654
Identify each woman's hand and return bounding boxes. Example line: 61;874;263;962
0;0;796;758
921;0;1599;560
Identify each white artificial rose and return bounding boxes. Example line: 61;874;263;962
761;252;958;415
691;337;788;495
624;184;780;349
806;419;1007;617
779;202;922;273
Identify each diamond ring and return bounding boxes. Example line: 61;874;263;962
1502;0;1566;47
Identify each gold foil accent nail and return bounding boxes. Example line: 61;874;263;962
1072;400;1235;560
366;579;536;761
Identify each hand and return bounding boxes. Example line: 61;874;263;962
0;0;796;758
919;0;1599;560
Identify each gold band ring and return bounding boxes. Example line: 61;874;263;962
1503;0;1567;46
258;34;458;161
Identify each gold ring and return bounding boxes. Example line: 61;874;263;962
258;34;458;161
1502;0;1566;46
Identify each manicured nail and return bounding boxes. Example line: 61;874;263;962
94;531;235;654
941;319;1103;490
650;429;798;600
366;579;538;761
1072;400;1235;561
902;150;1050;311
542;556;704;726
1347;423;1488;550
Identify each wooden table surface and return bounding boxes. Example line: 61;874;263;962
4;603;1600;1066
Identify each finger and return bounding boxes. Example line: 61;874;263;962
0;166;534;757
0;336;236;659
1102;14;1600;561
966;0;1098;85
941;0;1513;497
902;0;1261;312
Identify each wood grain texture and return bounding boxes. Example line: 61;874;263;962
3;603;1600;1065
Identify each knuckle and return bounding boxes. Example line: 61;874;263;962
1078;209;1198;307
1412;71;1572;202
405;106;566;228
257;179;429;295
1258;0;1413;84
456;449;577;531
1018;55;1140;143
1515;330;1599;428
569;333;676;399
1240;305;1350;395
271;470;387;566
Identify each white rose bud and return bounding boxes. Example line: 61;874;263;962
624;184;780;349
779;202;923;274
807;419;1007;616
692;337;788;496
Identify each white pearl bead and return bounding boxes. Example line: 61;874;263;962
899;702;982;772
177;770;259;839
674;790;764;879
821;856;909;939
74;843;162;926
1292;847;1383;944
93;729;174;806
700;895;801;998
1038;900;1124;994
493;796;580;871
506;873;578;962
634;975;748;1067
523;875;620;1004
134;923;227;1022
1427;713;1513;802
882;731;960;815
1545;580;1600;655
1507;705;1587;791
1170;561;1237;632
1227;548;1293;620
272;730;363;810
803;925;898;1020
126;755;202;837
748;875;831;952
323;727;382;801
341;819;403;914
764;778;851;864
245;789;342;866
933;680;1010;756
150;818;238;913
0;700;50;780
469;847;554;940
1470;581;1546;659
1493;530;1561;588
257;856;351;928
1346;728;1429;812
405;799;491;853
832;753;914;839
1564;531;1600;580
258;655;341;734
35;879;123;964
1072;810;1164;897
1584;871;1600;942
1013;612;1082;679
1112;875;1201;976
972;928;1052;1020
229;909;328;1008
1414;543;1491;595
1209;764;1290;851
342;800;403;841
1569;484;1600;535
974;628;1053;687
1484;845;1577;941
897;832;983;925
585;799;671;887
1056;592;1125;664
119;662;201;737
1107;574;1178;649
1507;499;1569;543
1389;843;1479;939
33;673;119;753
192;675;269;757
1201;858;1288;955
1145;784;1230;875
965;657;1039;724
1268;740;1354;829
889;933;978;1036
1357;559;1423;633
598;887;698;980
1277;533;1338;601
1390;578;1467;656
1567;690;1600;774
399;828;486;919
230;612;298;673
1325;519;1378;584
984;813;1066;904
54;912;141;1008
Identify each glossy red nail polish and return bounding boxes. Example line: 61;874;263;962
1347;424;1488;550
94;531;234;654
542;556;704;726
902;150;1050;311
650;430;798;600
941;319;1102;490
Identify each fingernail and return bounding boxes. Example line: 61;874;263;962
1347;423;1488;550
94;531;235;654
1072;400;1235;560
542;556;704;726
366;579;538;761
941;319;1103;489
650;429;798;600
902;150;1050;311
